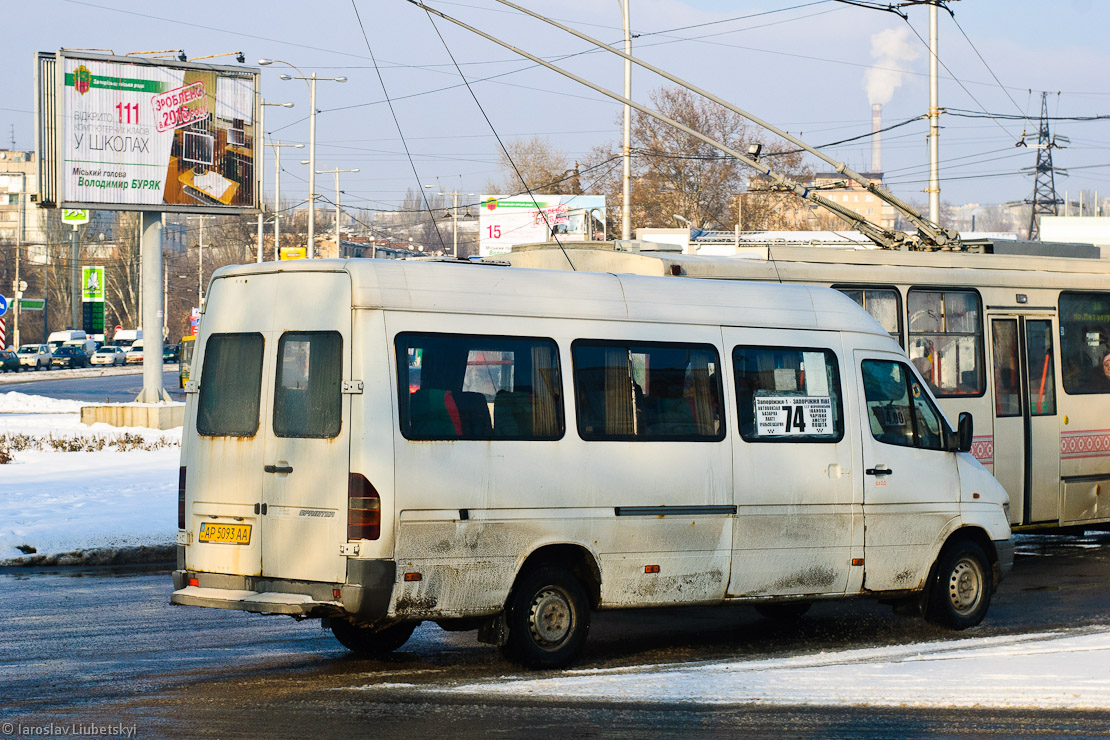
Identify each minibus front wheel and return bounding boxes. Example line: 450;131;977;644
328;618;418;657
925;540;991;630
502;566;591;669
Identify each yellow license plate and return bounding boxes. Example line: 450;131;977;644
198;522;252;545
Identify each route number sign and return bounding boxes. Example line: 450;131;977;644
755;396;834;437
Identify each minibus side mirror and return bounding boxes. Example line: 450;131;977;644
952;412;973;453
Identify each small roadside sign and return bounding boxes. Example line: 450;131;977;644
0;293;8;315
19;297;45;311
61;209;90;225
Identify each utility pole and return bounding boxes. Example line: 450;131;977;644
621;0;632;240
2;170;26;347
316;166;359;258
927;1;940;225
198;215;204;305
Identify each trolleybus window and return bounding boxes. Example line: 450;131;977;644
572;340;722;441
197;332;264;437
835;287;902;346
273;331;342;439
861;359;945;450
396;333;564;441
991;319;1021;418
1026;320;1057;416
907;288;984;398
1059;292;1110;394
733;346;844;443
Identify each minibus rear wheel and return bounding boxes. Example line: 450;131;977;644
502;566;591;669
329;618;417;657
925;540;991;630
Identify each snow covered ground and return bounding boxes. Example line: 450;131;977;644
0;391;179;565
431;629;1110;710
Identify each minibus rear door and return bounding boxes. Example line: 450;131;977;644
258;272;353;584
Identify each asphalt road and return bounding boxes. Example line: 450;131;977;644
1;532;1108;739
0;366;185;403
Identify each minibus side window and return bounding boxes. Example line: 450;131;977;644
835;287;903;347
1059;291;1110;395
396;333;564;441
907;288;984;398
572;340;723;442
273;331;342;439
197;332;264;437
733;346;844;443
861;359;945;451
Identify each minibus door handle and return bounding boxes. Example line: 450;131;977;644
264;463;294;474
866;466;892;476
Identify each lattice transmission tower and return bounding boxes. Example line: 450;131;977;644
1021;92;1067;240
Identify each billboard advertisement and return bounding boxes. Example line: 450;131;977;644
478;194;606;256
37;51;260;213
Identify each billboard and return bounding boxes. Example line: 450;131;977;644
478;194;606;256
36;51;261;213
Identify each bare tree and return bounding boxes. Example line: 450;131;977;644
488;136;581;196
584;86;811;233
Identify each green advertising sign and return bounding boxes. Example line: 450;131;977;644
82;266;105;302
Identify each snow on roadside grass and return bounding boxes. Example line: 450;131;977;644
0;393;180;564
433;629;1110;710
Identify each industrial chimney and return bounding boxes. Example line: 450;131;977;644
871;103;882;174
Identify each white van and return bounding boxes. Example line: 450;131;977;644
171;259;1013;668
47;329;94;354
113;328;142;350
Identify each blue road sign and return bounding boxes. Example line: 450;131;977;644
0;294;8;316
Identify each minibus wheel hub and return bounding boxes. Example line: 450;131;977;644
948;558;983;615
530;588;573;645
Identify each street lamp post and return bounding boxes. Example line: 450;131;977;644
270;140;303;260
258;59;346;259
258;100;294;262
315;166;359;257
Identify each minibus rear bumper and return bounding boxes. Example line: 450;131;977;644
170;559;395;621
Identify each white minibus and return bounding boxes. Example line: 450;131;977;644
171;259;1012;668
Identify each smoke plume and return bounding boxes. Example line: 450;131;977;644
864;27;920;106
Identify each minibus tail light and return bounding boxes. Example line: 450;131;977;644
348;473;381;540
178;466;187;530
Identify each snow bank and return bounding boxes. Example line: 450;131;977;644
0;400;180;564
0;390;88;414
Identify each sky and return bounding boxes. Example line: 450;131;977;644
3;0;1110;218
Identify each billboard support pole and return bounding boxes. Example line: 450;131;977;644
136;211;169;403
70;226;80;329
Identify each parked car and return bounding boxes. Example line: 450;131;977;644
0;349;21;372
17;344;52;370
90;345;127;366
162;343;180;363
125;339;144;365
50;345;90;369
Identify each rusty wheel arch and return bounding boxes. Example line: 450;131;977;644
512;543;602;609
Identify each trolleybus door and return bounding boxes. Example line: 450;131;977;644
988;314;1059;526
